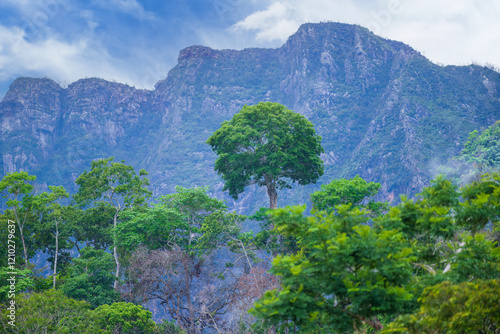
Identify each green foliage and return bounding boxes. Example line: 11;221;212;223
156;320;187;334
446;232;500;282
251;207;300;258
118;188;249;269
70;202;115;251
60;247;119;308
0;267;34;303
457;172;500;233
74;157;151;209
253;174;500;332
0;290;164;334
93;302;157;334
0;172;36;209
31;185;71;287
418;175;460;208
251;205;416;332
121;186;250;333
118;186;229;253
198;210;248;255
375;174;500;331
74;157;152;289
0;172;38;266
310;176;388;215
207;101;324;208
376;174;500;285
158;185;227;249
375;177;460;279
117;204;185;251
0;290;101;333
459;120;500;174
381;279;500;334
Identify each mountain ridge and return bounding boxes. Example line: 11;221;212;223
1;22;499;214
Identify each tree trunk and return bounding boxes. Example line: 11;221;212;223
183;258;196;334
268;189;278;209
18;225;29;267
349;313;384;331
14;208;29;267
53;219;59;289
265;176;278;209
113;211;120;290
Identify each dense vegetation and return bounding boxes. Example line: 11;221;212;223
207;102;324;209
1;108;499;333
3;22;500;219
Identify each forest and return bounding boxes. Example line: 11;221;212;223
1;102;499;333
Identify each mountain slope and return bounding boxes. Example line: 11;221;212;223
1;22;499;214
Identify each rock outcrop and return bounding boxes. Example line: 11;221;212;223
2;22;499;214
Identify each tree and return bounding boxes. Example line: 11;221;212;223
92;302;157;334
117;186;227;252
250;205;416;332
60;247;119;309
0;290;162;334
156;320;187;334
377;174;500;283
74;157;151;290
229;265;280;331
207;102;324;209
252;175;500;332
250;206;301;262
65;203;115;254
0;267;34;304
457;172;500;234
31;185;70;289
457;120;500;178
121;186;247;334
0;290;100;333
0;172;37;267
311;176;388;215
381;280;500;334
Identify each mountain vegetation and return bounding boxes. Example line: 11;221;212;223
207;102;324;209
0;116;499;333
1;21;500;333
1;22;499;214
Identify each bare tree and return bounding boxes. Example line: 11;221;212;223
126;247;244;334
228;265;280;332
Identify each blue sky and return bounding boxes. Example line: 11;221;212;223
1;0;499;99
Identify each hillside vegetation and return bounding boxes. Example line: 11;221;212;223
1;22;499;215
1;107;499;333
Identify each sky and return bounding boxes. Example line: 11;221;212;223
0;0;499;99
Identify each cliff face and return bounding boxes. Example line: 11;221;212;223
0;77;159;189
1;22;500;213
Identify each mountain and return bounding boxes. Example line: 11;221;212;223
1;22;500;214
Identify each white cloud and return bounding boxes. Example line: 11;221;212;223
80;10;99;31
230;0;377;43
2;0;499;100
91;0;155;20
382;0;500;66
232;2;295;42
2;0;70;19
231;0;500;67
0;25;145;89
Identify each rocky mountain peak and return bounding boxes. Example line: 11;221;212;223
178;45;220;61
1;22;499;213
2;77;62;105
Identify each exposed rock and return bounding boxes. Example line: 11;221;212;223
1;22;500;214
